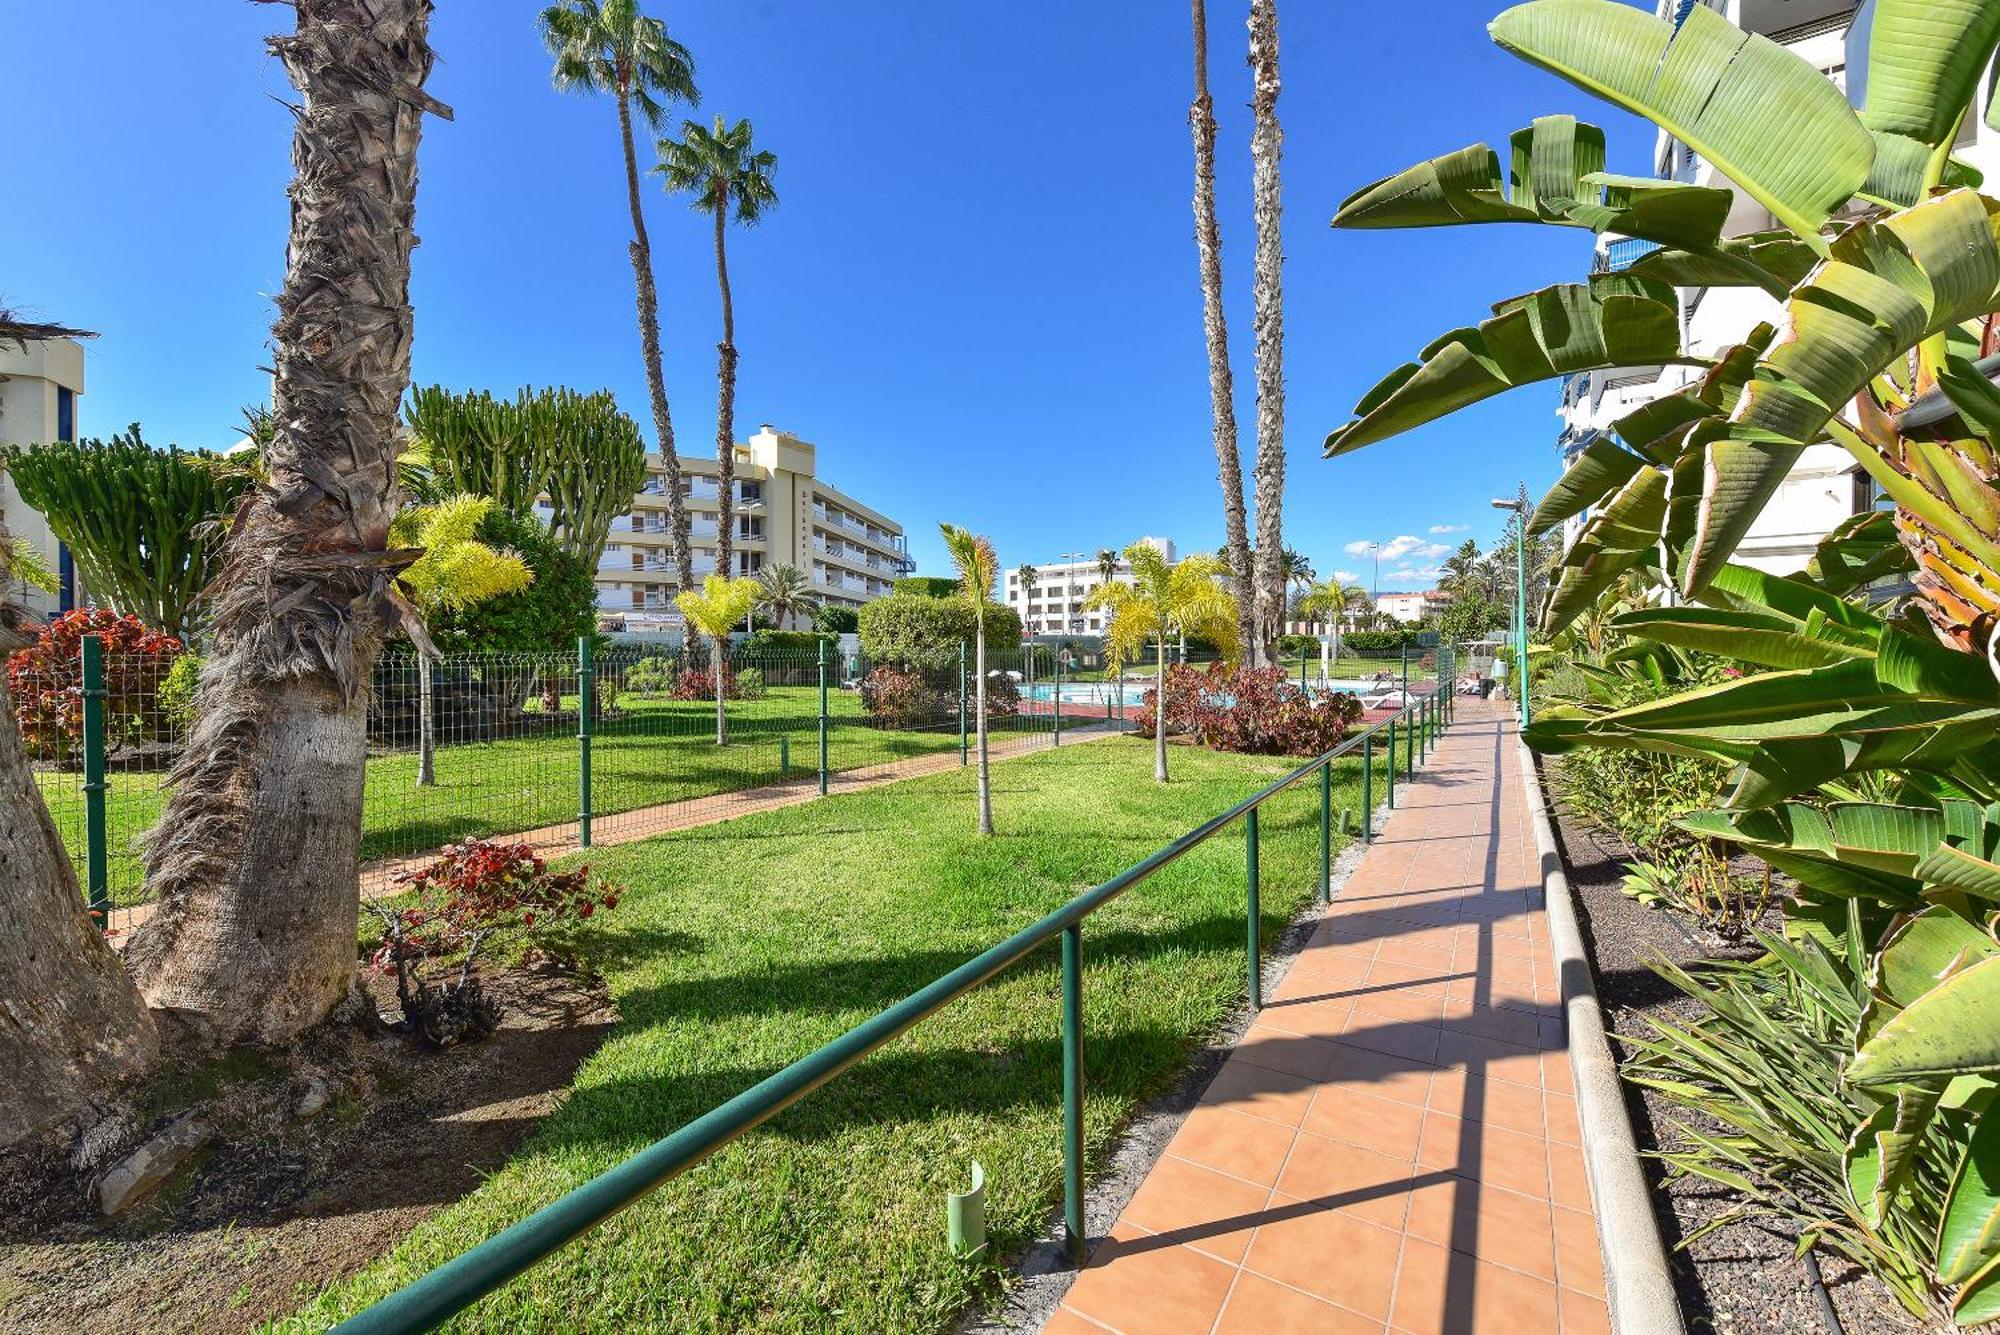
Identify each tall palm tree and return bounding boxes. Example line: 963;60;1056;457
656;115;778;589
1015;563;1040;634
1296;575;1359;684
1247;0;1287;668
754;561;817;630
126;0;446;1048
538;0;699;602
1088;543;1239;782
1189;0;1254;662
675;574;761;744
944;525;1001;835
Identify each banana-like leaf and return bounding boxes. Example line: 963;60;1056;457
1699;562;1882;635
1851;0;2000;207
1540;467;1668;630
1729;721;2000;809
1591;658;1997;742
1685;800;1951;877
1941;1108;2000;1283
1629;230;1820;290
1334;115;1605;227
1805;511;1916;596
1917;844;2000;903
1527;435;1649;540
1488;0;1874;251
1612;605;1873;671
1846;1081;1944;1229
1850;954;2000;1085
1685;190;2000;595
1325;273;1691;456
1956;1248;2000;1325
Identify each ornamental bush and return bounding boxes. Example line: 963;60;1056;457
858;664;1019;726
1131;663;1363;757
857;593;1021;672
6;609;184;761
892;576;959;598
622;654;672;697
672;660;745;701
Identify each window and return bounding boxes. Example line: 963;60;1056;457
57;386;75;442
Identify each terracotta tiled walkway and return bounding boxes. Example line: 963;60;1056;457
1049;701;1608;1335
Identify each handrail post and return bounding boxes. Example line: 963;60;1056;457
577;637;594;849
1245;808;1262;1010
1061;923;1086;1264
81;634;108;930
1054;649;1063;746
959;640;969;767
1386;719;1397;810
1361;733;1374;843
818;640;830;796
1317;762;1332;906
1406;703;1416;784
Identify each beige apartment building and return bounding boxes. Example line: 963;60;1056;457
599;425;910;629
0;333;85;619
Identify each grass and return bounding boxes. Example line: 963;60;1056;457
36;686;1077;907
278;736;1391;1333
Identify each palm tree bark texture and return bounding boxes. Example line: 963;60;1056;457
1247;0;1288;667
126;0;450;1049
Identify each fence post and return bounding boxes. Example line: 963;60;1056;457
1317;762;1332;906
1406;702;1417;783
1061;923;1086;1264
780;735;791;780
81;634;109;930
1245;807;1262;1010
1053;650;1063;746
818;639;830;796
1362;733;1374;843
959;640;969;767
577;637;594;849
1387;719;1397;809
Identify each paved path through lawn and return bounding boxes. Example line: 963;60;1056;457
1048;700;1609;1334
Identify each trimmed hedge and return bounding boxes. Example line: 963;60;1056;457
859;594;1023;671
813;605;860;634
893;576;960;598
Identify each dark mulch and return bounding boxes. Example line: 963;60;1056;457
0;964;616;1334
1544;779;1936;1335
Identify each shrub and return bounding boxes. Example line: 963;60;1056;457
369;839;624;1048
742;629;834;659
813;605;859;634
158;650;201;735
736;666;767;700
672;660;744;701
6;609;184;761
1131;663;1364;757
859;665;951;726
1276;634;1320;658
893;576;959;598
622;654;672;697
429;509;596;656
858;593;1021;672
1342;629;1422;652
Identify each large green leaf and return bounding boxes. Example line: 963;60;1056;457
1629;230;1820;290
1334;115;1606;227
1612;605;1872;671
1853;0;2000;207
1539;467;1668;630
1527;435;1649;540
1592;658;1994;742
1488;0;1874;250
1845;1080;1944;1229
1804;511;1916;596
1850;954;2000;1084
1324;273;1691;456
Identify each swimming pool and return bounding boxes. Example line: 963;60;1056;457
1018;677;1398;705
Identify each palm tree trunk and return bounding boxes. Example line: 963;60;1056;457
1155;633;1170;782
617;84;695;615
714;640;728;745
1247;0;1287;669
713;192;737;587
975;625;992;834
126;0;444;1049
0;637;158;1150
416;651;436;786
1191;0;1255;664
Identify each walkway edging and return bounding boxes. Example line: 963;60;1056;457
1514;736;1685;1335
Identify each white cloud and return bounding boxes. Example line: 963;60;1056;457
1332;569;1358;583
1387;564;1447;583
1343;534;1451;562
1429;523;1470;535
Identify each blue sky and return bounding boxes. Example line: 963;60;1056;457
4;1;1657;590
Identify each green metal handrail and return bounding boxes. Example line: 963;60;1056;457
333;663;1455;1334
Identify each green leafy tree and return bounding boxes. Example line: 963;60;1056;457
1088;543;1239;782
1296;575;1362;680
538;0;700;593
656;115;777;583
428;509;596;657
753;562;817;630
4;427;255;636
675;574;761;744
940;524;1001;834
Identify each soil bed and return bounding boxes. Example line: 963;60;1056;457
0;965;615;1334
1542;771;1931;1334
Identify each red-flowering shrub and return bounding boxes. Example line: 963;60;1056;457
1132;662;1364;757
369;839;624;1047
6;610;184;761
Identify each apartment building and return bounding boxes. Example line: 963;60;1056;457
1376;590;1447;625
0;332;84;618
1004;537;1176;636
1552;0;2000;572
600;425;911;629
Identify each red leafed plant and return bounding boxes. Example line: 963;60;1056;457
1133;662;1364;757
368;839;624;1047
671;660;742;700
5;609;184;762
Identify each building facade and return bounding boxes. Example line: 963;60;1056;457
0;335;84;619
1375;591;1444;625
599;425;910;630
1005;537;1176;637
1551;1;1997;573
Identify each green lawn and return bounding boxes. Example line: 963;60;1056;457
37;686;1070;906
279;737;1389;1333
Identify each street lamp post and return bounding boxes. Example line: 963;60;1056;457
1490;496;1532;729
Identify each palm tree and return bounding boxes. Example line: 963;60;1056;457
1296;576;1359;684
656;115;778;587
126;0;446;1048
675;574;761;744
1247;0;1287;668
390;495;534;787
538;0;699;601
754;562;817;630
1188;0;1255;662
1087;543;1239;782
943;525;1001;835
1015;563;1040;634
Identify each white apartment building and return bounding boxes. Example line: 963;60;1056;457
600;425;910;630
1376;591;1444;625
1006;537;1176;636
0;332;85;619
1553;0;1999;572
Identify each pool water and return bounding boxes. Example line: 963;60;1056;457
1019;677;1398;705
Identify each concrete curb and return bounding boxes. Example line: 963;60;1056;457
1514;736;1685;1335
